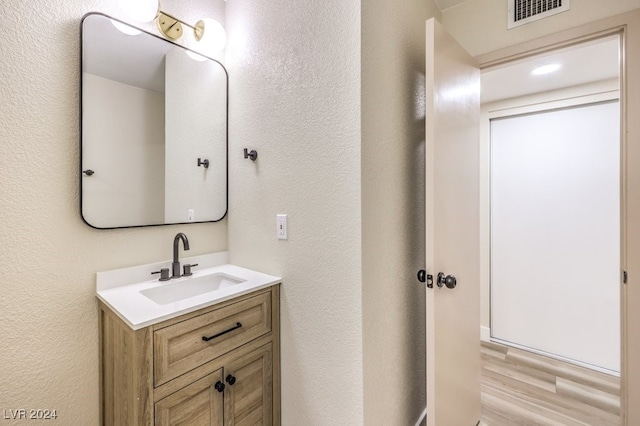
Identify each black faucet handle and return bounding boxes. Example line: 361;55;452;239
183;263;198;276
151;268;171;281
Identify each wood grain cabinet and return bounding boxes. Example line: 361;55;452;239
99;286;280;426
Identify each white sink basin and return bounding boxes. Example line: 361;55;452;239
140;273;246;305
97;253;281;329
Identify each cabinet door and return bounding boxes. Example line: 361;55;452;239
155;369;224;426
224;343;273;426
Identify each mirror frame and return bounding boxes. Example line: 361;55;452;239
79;12;229;229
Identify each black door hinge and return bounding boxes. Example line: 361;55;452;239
624;270;628;284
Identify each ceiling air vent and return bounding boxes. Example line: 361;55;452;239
508;0;570;29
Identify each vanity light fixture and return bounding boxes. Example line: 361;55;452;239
157;14;226;53
120;0;226;52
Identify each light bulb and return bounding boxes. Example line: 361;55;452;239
119;0;159;22
111;19;142;36
186;50;208;62
195;18;226;54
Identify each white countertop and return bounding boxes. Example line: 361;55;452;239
96;252;281;330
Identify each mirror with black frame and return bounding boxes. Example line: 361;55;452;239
80;12;228;229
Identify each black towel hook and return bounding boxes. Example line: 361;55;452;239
243;148;258;161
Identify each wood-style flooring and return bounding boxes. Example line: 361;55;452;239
480;341;620;426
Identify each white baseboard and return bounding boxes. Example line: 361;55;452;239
480;326;491;342
415;407;427;426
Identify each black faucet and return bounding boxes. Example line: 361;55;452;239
172;233;190;278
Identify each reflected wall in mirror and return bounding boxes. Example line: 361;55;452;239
81;13;228;229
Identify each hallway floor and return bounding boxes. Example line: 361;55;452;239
480;341;620;425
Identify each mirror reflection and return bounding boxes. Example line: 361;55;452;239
81;13;228;229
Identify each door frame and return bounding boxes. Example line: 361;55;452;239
476;9;640;425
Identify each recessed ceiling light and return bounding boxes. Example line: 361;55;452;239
531;64;562;76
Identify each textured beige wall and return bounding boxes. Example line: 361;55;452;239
0;1;226;424
442;0;640;56
361;2;441;425
225;0;363;424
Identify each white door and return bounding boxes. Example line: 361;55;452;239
425;18;481;426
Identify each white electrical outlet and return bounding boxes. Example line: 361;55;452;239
188;209;195;222
277;214;288;240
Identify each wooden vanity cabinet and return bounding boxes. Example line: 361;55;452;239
155;369;224;426
223;342;273;424
99;286;280;426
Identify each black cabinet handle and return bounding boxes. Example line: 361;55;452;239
214;381;225;393
225;375;236;385
202;322;242;342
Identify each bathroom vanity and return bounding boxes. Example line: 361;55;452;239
96;253;281;425
83;12;278;424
